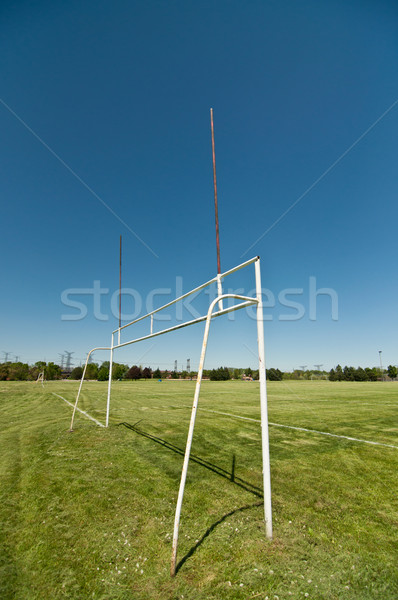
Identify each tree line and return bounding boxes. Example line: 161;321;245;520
0;360;396;382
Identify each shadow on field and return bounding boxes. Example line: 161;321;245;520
175;501;263;574
119;421;263;498
119;421;265;573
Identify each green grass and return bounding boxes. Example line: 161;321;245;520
0;379;397;599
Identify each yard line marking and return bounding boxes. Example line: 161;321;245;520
196;408;398;450
51;392;105;427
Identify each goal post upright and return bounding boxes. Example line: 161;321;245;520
255;257;273;539
106;332;114;428
170;291;261;576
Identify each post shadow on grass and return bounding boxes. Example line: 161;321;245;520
119;422;265;574
175;501;263;574
118;422;263;498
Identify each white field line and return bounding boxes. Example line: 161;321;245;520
52;392;105;428
194;407;398;450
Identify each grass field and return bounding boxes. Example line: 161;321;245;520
0;379;397;599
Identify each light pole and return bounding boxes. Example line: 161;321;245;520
379;350;383;381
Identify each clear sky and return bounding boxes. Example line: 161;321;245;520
1;0;397;371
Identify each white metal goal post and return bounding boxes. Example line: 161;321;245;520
69;255;272;575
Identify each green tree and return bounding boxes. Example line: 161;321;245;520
112;363;129;380
85;363;99;379
153;368;161;379
354;367;368;381
0;363;9;380
98;365;109;381
365;367;378;382
70;366;84;380
267;368;283;381
7;362;29;381
209;367;231;381
335;364;344;381
45;362;62;380
343;366;355;381
387;365;397;380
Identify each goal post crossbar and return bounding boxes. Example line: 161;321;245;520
112;255;259;336
69;297;256;432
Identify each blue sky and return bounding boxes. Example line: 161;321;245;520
1;0;397;371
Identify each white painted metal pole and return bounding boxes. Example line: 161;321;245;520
216;273;223;311
106;333;114;428
70;352;91;431
255;258;272;539
170;293;249;576
170;301;213;576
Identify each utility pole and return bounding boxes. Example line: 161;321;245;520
379;350;383;381
174;360;177;373
187;358;190;374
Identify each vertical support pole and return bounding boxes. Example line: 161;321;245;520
216;273;223;311
106;333;114;428
170;299;216;577
70;351;92;431
254;257;273;539
150;314;154;335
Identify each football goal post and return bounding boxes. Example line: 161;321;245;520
69;255;272;575
36;371;45;387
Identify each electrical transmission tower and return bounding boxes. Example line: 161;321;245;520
14;355;19;362
314;364;323;371
299;365;307;371
58;354;65;368
187;358;190;373
2;352;10;362
64;351;74;371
